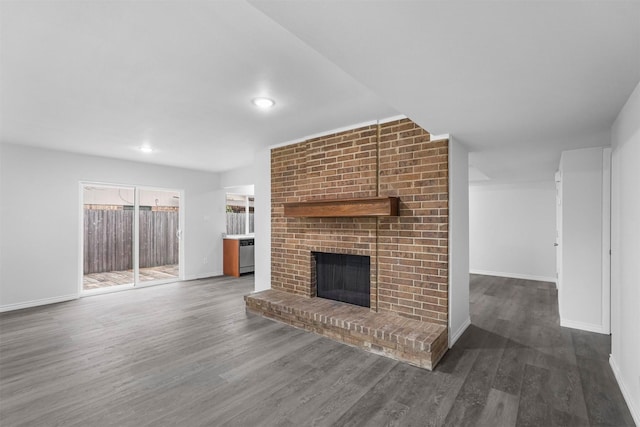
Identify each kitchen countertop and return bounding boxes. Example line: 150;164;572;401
223;234;255;240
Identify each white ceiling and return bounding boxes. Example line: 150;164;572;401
0;1;396;172
251;0;640;183
2;1;639;183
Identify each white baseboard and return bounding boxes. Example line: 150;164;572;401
610;355;640;426
0;294;79;313
449;317;471;347
560;318;609;334
470;269;557;284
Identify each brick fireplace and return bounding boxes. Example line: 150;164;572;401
245;118;450;369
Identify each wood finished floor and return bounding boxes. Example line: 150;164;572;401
0;274;634;426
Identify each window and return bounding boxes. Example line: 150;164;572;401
226;194;254;235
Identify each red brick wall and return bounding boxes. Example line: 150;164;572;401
271;119;449;325
377;120;449;324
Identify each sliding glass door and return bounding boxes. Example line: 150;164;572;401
81;184;182;293
137;189;180;284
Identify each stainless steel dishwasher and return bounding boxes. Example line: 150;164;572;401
238;238;255;274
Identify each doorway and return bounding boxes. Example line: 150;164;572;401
81;184;182;293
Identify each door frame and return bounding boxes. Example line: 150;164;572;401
601;148;611;334
135;185;185;288
78;181;185;296
555;170;563;322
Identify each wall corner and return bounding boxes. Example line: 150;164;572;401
448;137;470;347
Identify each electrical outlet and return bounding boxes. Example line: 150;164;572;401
203;257;208;264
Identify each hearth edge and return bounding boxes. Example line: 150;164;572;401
244;289;448;371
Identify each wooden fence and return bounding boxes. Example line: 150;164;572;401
84;209;179;274
226;212;254;235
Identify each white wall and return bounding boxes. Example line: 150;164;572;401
559;147;609;333
253;148;271;292
0;143;225;310
469;181;556;282
610;80;640;425
448;137;470;346
219;162;256;189
219;147;271;292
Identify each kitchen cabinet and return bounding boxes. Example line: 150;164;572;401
223;236;254;277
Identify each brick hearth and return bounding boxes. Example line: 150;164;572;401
245;289;448;370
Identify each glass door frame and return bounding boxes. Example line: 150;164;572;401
135;185;184;288
79;181;184;296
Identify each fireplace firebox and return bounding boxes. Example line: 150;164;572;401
313;252;370;308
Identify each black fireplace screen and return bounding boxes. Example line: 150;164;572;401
314;252;370;308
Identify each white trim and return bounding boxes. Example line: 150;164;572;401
135;279;178;289
430;133;450;142
78;182;86;295
449;317;471;347
133;188;140;284
601;148;611;334
268;115;408;150
178;189;185;282
560;318;608;334
554;170;562;183
555;175;562;294
377;114;408;124
0;294;78;313
81;284;135;297
610;355;640;426
447;137;470;351
81;280;180;298
470;269;557;284
245;196;250;235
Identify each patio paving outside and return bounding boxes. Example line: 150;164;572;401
83;264;179;290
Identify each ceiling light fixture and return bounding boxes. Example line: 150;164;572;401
252;97;275;109
140;145;153;153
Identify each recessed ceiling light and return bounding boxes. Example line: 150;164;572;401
140;145;153;153
252;97;275;109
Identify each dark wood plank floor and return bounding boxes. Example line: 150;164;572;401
0;274;634;426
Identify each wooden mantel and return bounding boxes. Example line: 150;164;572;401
283;197;399;218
